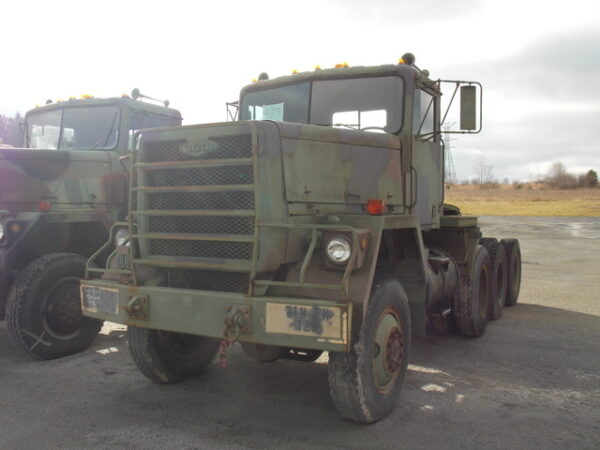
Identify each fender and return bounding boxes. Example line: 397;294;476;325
267;214;428;335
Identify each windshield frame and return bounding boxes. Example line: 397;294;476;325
239;73;406;134
26;104;122;151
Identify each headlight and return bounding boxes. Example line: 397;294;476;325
0;222;5;242
326;236;352;264
114;228;130;247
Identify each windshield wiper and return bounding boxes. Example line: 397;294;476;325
96;112;119;149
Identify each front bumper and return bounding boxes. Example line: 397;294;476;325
80;279;351;352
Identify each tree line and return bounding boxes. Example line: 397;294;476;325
0;113;23;147
458;156;598;189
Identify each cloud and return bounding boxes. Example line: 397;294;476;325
446;27;600;103
442;26;600;181
335;0;482;22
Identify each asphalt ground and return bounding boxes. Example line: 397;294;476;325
1;216;599;449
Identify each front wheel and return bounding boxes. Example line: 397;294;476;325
6;253;103;360
328;277;411;423
128;326;219;384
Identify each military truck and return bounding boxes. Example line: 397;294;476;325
0;92;182;359
81;55;521;423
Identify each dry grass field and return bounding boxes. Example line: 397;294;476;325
444;184;600;216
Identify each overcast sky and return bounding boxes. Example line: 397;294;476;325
2;0;599;182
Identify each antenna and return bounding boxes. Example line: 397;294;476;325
131;88;170;107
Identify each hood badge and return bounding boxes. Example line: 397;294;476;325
179;139;220;158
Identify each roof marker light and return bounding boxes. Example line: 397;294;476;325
335;62;349;68
398;53;415;65
314;65;322;70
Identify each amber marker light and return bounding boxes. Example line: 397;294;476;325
314;65;322;70
10;223;21;234
360;237;369;250
291;69;299;74
335;62;349;68
367;199;385;215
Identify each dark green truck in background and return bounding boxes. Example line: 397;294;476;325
0;93;181;359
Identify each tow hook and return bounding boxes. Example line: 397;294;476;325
126;295;149;320
218;305;251;368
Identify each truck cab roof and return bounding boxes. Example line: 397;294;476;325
25;96;182;121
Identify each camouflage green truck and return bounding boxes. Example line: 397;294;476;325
0;93;182;359
81;55;522;423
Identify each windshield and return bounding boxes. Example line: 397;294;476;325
27;106;120;150
240;76;404;133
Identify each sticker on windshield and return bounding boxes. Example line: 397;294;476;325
261;103;284;121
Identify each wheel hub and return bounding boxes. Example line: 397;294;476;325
385;327;402;374
42;278;85;339
372;307;404;394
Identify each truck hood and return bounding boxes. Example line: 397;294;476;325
0;148;116;214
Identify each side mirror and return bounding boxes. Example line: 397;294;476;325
460;85;477;131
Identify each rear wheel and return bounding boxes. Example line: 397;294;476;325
6;253;103;360
479;238;507;320
453;245;491;337
328;277;411;423
128;326;219;384
502;239;522;306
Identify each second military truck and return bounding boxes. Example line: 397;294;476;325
81;56;521;423
0;93;181;359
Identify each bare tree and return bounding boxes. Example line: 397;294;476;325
473;153;495;188
545;162;577;189
0;113;23;147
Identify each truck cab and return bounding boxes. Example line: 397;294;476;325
0;93;182;360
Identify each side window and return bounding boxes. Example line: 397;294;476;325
332;109;387;132
413;90;435;137
28;109;62;149
129;114;178;149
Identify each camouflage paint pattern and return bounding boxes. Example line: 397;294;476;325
0;97;182;318
81;63;481;350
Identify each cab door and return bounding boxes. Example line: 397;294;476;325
412;87;443;228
